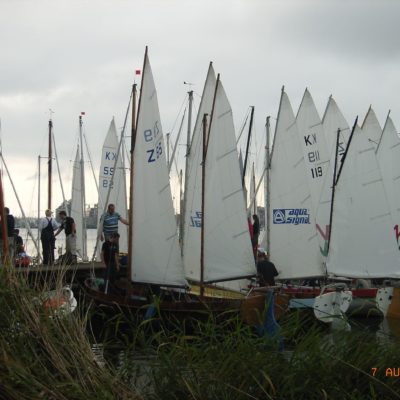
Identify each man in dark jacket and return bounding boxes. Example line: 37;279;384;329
257;248;278;286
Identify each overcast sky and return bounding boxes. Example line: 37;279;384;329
1;0;399;218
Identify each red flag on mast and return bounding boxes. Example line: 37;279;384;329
135;69;141;75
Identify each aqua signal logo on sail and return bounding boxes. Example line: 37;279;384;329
273;209;310;225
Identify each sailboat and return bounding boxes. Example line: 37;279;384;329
267;88;352;321
95;118;128;259
373;114;400;319
84;48;270;323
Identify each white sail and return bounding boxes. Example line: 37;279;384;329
376;115;400;245
361;107;382;147
315;97;351;258
203;79;256;283
269;90;323;279
295;89;330;210
96;118;128;258
326;124;400;278
182;64;216;281
321;96;351;160
70;148;85;259
130;51;186;287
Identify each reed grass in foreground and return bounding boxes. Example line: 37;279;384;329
0;265;139;400
1;263;400;400
95;304;400;399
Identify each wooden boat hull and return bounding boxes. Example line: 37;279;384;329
84;278;289;325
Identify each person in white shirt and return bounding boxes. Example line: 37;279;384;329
39;209;60;265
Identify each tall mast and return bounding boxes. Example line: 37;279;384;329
127;83;137;281
47;119;53;210
180;90;193;253
242;105;254;187
200;73;220;296
129;45;148;281
79;114;87;260
200;113;208;297
37;156;41;260
265;116;271;257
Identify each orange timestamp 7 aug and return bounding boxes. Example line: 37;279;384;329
371;368;400;377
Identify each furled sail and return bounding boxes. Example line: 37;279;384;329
203;78;256;283
70;147;86;259
130;50;186;287
268;89;323;279
96;118;128;258
326;124;400;278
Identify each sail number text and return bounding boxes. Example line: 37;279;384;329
144;123;163;164
304;133;324;180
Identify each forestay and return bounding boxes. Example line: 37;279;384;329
327;125;400;278
70;148;85;259
182;63;216;281
269;90;323;279
96;118;128;257
130;51;186;287
203;79;255;283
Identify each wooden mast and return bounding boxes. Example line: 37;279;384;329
129;45;148;282
200;73;220;297
242;106;254;187
47;119;52;210
127;83;137;281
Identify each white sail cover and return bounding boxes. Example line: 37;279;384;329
361;107;382;147
315;97;351;258
376;116;400;244
182;64;216;281
326;124;400;278
269;90;323;279
130;51;186;287
70;148;85;259
96;118;128;258
203;79;256;283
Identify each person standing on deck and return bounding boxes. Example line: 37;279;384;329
39;209;59;265
101;232;120;294
256;248;278;286
100;203;129;242
55;211;77;263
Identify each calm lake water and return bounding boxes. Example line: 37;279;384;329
18;228;99;259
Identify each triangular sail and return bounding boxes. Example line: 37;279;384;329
70;147;86;259
361;107;382;147
203;79;255;283
326;125;400;278
316;97;351;258
96;118;128;259
376;116;400;225
269;90;323;279
130;50;186;287
182;64;216;281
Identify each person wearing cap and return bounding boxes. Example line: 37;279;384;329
256;248;278;286
101;232;120;294
38;209;60;265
